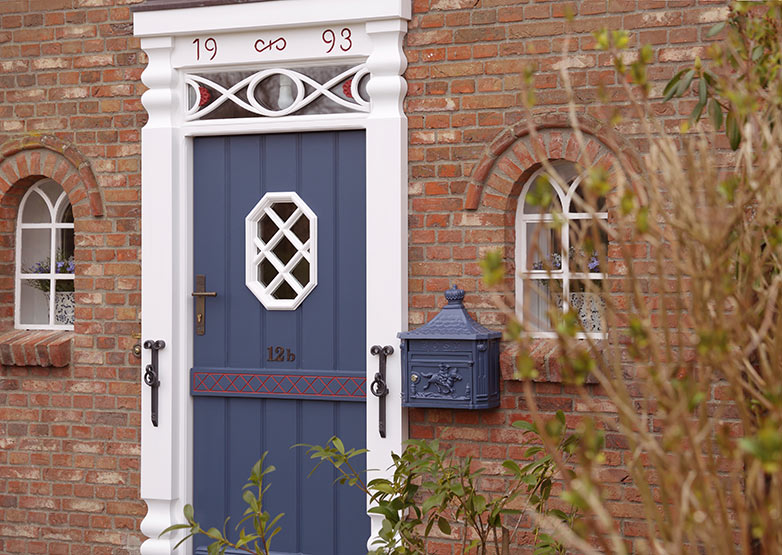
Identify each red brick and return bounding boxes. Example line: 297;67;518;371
0;2;738;553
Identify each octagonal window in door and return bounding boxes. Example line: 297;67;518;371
245;192;317;310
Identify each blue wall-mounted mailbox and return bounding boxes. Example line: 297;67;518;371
398;286;501;410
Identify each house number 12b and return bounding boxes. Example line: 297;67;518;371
267;346;295;362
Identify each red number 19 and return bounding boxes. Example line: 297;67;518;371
192;37;217;61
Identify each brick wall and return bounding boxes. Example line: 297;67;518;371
403;0;727;552
0;0;729;553
0;0;146;553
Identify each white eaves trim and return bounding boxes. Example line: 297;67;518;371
133;0;411;37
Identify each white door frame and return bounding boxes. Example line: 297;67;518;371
134;2;409;553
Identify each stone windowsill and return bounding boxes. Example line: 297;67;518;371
0;329;73;368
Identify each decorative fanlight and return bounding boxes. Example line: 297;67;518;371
245;192;317;310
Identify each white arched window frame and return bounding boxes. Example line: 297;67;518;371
15;179;75;330
515;161;608;338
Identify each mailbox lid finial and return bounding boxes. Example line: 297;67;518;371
398;286;501;341
444;284;465;304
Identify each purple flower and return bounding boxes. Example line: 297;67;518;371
22;252;75;292
531;249;601;272
532;252;562;271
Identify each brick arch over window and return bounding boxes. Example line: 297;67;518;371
458;116;639;382
464;113;638;211
0;135;104;218
0;136;103;364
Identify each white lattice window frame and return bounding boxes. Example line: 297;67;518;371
515;162;608;339
15;178;75;331
245;191;317;310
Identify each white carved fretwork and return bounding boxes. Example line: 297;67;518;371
185;64;369;120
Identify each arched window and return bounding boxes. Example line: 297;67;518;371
15;179;75;329
515;161;607;337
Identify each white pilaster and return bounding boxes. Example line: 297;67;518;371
364;17;409;546
139;35;181;555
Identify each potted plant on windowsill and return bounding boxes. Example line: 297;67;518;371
23;252;75;326
531;249;603;333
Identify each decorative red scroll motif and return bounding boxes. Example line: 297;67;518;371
255;37;287;54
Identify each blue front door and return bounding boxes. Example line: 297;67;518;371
191;131;368;554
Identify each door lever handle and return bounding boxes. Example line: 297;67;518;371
193;275;216;335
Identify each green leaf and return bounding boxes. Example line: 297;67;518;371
677;69;695;97
267;525;282;542
250;458;263;480
691;99;706;124
717;176;739;203
205;527;224;540
370;481;395;495
159;523;192;537
480;248;505;286
698;75;707;105
424;518;435;537
437;517;451;535
172;532;196;550
636;206;649;234
706;21;725;37
332;437;345;455
620;189;635;216
267;512;285;533
709;98;723;129
368;505;398;521
242;489;256;505
639;43;653;64
422;492;445;514
562;489;588;510
261;464;276;477
611;30;629;50
726;110;741;150
512;419;537;433
502;459;522;477
515;352;538;380
548;508;569;521
662;69;686;101
593;29;610;51
183;504;195;522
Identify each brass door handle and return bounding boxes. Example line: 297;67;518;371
193;275;217;335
